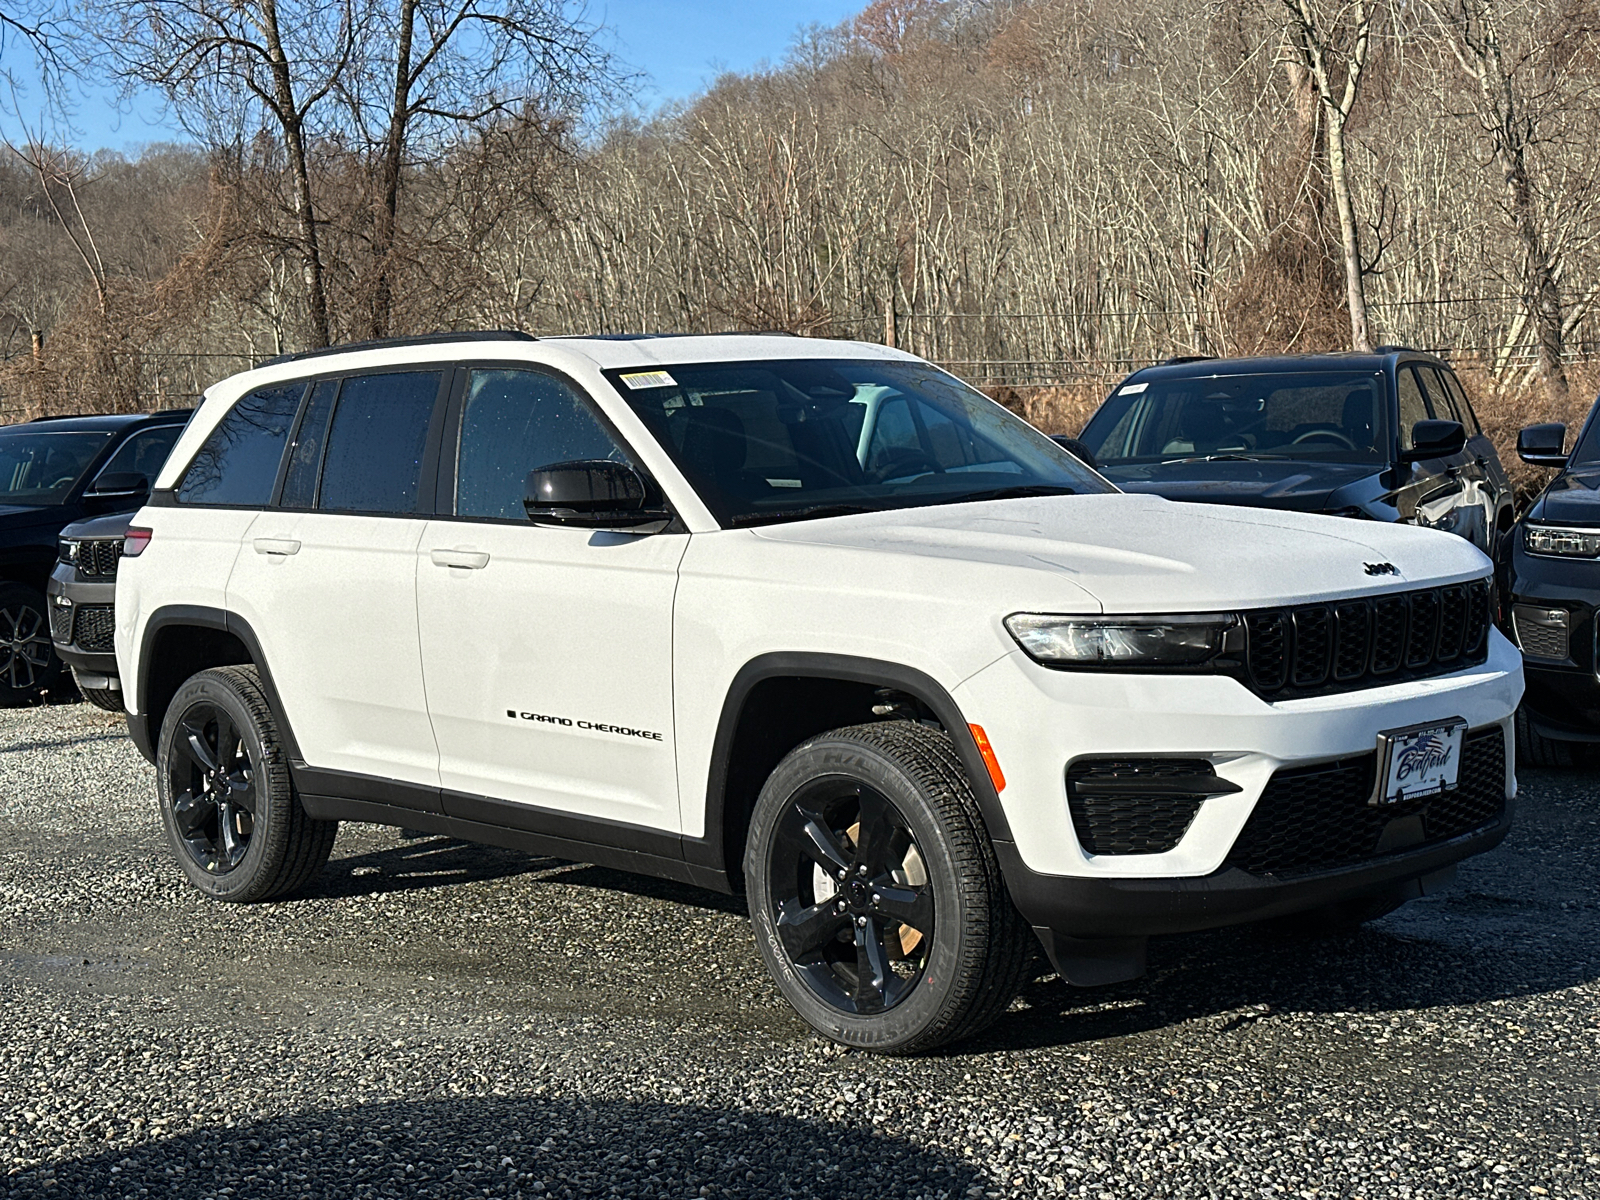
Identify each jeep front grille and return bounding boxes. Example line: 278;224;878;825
76;538;123;579
71;604;116;652
1242;579;1492;700
1066;758;1241;856
1223;726;1507;877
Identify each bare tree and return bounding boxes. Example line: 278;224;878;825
90;0;362;347
1275;0;1381;351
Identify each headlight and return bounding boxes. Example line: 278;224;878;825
1005;612;1239;667
1523;524;1600;558
58;538;80;565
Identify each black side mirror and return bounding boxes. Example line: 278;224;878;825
524;460;670;530
84;472;151;501
1400;419;1467;463
1517;422;1568;468
1051;435;1098;470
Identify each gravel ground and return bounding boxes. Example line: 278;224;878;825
1;702;1597;1200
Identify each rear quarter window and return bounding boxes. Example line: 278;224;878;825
176;383;305;506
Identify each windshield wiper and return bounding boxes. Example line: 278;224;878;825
1159;453;1287;465
728;503;880;528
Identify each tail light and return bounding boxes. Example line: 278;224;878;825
122;527;153;558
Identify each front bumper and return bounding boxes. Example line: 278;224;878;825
46;560;120;681
1508;543;1600;738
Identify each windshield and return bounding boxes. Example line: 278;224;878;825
0;429;113;505
1080;370;1391;466
606;358;1113;526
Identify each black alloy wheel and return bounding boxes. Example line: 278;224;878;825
746;721;1034;1054
0;583;63;703
156;665;338;902
167;702;258;875
768;781;935;1015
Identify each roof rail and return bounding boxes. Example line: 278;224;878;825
1372;344;1418;354
258;330;537;369
1161;354;1217;366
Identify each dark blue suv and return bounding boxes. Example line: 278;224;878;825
1076;351;1514;557
0;410;189;703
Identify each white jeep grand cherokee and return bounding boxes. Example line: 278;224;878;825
116;332;1522;1053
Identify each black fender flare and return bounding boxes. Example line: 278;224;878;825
691;651;1016;880
129;604;299;765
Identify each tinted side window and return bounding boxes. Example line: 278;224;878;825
177;383;305;506
456;369;626;521
317;372;441;515
1442;370;1483;434
96;425;184;485
1396;368;1431;451
1420;366;1463;425
279;379;338;509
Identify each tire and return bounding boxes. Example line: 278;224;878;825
1515;704;1580;769
0;582;65;704
71;670;125;712
744;720;1034;1054
156;665;338;902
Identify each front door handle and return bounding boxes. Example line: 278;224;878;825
253;538;301;556
430;548;490;570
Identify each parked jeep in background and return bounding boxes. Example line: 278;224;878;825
48;511;137;710
117;332;1520;1053
0;411;189;703
1504;409;1600;765
1075;351;1514;558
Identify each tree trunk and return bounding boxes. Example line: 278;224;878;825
1324;112;1373;352
259;0;332;348
368;0;417;340
1501;143;1568;406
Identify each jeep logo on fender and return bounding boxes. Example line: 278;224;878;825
507;710;664;742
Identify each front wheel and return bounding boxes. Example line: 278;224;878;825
1514;704;1582;769
0;582;64;704
744;721;1034;1054
156;665;338;902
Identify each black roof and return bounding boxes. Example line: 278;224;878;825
8;409;191;433
1126;349;1444;383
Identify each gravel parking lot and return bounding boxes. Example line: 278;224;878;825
2;702;1598;1200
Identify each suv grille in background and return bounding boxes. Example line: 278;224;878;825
71;605;116;652
1223;726;1507;876
76;539;123;578
1510;604;1571;662
1067;758;1242;855
1242;579;1492;700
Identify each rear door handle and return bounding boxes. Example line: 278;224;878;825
252;538;301;556
430;548;490;570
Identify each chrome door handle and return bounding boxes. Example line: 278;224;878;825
252;538;301;556
430;548;490;570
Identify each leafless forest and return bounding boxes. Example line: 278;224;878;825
4;0;1600;472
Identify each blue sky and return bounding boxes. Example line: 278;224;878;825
1;0;865;151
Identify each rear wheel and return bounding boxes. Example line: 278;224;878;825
745;721;1033;1054
1515;705;1581;769
156;665;337;902
0;582;64;704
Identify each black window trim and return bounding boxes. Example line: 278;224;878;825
431;358;672;528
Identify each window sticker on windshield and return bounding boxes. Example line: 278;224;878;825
1117;382;1148;395
620;370;677;390
767;478;803;488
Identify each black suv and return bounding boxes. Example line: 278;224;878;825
1504;410;1600;764
1076;351;1514;556
0;410;189;702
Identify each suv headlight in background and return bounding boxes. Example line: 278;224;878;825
1005;612;1240;667
58;538;80;565
1524;524;1600;558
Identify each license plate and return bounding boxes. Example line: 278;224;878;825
1374;718;1467;806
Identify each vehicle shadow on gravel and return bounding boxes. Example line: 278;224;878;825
302;838;568;901
35;1095;979;1200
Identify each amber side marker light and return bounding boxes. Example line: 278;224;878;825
968;724;1006;793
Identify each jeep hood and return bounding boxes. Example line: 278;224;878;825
749;492;1489;613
